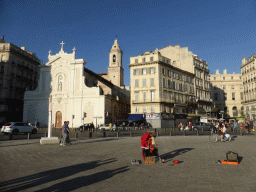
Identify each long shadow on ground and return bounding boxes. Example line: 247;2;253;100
34;166;129;192
0;158;117;192
159;148;194;162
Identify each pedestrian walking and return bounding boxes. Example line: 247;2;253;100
66;121;70;143
233;121;237;131
60;122;70;146
60;121;66;145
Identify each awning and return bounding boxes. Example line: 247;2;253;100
187;114;201;117
127;114;145;121
211;107;220;113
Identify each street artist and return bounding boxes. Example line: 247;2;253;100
141;132;158;160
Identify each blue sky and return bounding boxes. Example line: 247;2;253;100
1;0;256;86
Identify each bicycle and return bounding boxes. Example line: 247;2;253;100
209;130;231;143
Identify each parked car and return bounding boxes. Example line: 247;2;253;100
192;122;215;131
1;122;38;135
99;124;117;131
77;123;95;131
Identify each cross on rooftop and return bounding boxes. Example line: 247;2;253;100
60;41;65;50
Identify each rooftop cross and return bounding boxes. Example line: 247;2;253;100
60;41;65;51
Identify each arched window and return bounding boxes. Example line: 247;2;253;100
232;106;238;117
113;55;116;62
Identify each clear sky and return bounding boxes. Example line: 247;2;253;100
1;0;256;86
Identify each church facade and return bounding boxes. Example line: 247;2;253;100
23;40;130;128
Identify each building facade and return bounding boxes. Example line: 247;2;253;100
209;69;243;118
129;49;195;116
23;40;130;128
241;54;256;120
159;45;212;118
0;37;40;125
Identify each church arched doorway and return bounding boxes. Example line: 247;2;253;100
55;111;62;128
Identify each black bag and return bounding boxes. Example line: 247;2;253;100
143;148;158;157
226;151;238;162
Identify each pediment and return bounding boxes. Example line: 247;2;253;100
45;57;61;66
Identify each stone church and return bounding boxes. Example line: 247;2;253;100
23;39;130;128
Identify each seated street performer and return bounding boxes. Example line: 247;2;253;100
141;132;157;159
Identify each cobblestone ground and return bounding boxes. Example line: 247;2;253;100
0;135;255;192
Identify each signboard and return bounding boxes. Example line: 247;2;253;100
146;113;160;119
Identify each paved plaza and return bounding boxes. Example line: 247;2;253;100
0;135;256;192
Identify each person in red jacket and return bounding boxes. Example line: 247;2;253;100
141;132;155;159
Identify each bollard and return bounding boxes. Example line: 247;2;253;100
130;131;133;137
197;130;199;136
89;131;92;138
103;131;106;137
240;130;243;136
183;131;186;136
157;130;159;137
117;131;119;137
28;133;31;140
170;131;172;136
9;133;13;140
164;128;166;132
75;132;78;139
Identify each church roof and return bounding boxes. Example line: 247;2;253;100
84;67;114;87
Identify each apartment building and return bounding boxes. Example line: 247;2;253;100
0;37;40;124
209;69;243;118
128;49;195;115
241;54;256;120
159;45;212;118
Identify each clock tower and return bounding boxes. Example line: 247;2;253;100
108;39;124;87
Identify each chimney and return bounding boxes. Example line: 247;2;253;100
28;52;34;55
0;35;5;43
21;46;26;51
223;69;227;74
216;69;219;74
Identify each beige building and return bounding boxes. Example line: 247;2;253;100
129;49;195;115
159;45;212;118
209;69;243;118
0;36;40;125
24;39;130;128
241;54;256;120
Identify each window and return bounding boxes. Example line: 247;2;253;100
113;55;116;62
168;70;171;77
135;79;139;88
168;80;171;89
239;76;242;79
231;76;233;80
163;91;167;99
150;78;154;86
173;72;176;78
240;85;243;89
143;106;147;113
151;91;155;101
142;79;146;87
240;92;243;100
136;106;139;113
150;68;155;74
162;68;166;75
151;106;155;112
173;82;176;90
142;58;146;62
223;77;225;80
143;92;147;102
232;92;235;100
214;77;216;80
135;70;139;75
163;78;166;87
142;69;147;75
135;92;139;102
173;61;176;65
231;85;234;89
150;57;153;61
223;85;226;89
135;59;138;63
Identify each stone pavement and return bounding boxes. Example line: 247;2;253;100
0;135;256;192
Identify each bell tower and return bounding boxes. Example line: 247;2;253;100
108;39;124;87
